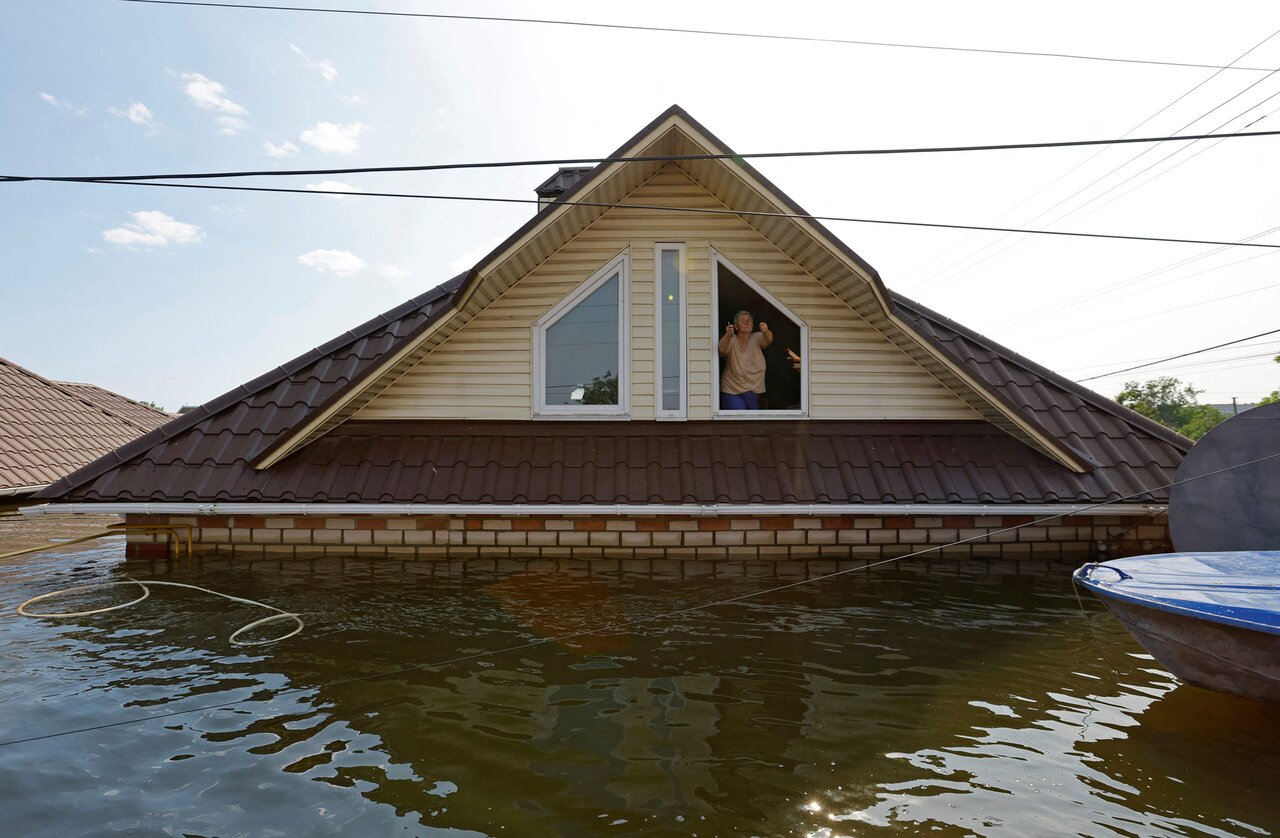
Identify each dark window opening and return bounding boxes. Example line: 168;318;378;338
716;261;803;411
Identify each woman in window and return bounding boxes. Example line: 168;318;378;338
718;310;772;410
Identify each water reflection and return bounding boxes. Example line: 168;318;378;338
0;549;1277;836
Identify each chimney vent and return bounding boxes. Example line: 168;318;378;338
535;167;593;210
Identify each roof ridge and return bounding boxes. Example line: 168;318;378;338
1;356;160;432
50;379;172;427
890;291;1193;452
36;275;466;500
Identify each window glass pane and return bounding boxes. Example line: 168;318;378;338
660;250;681;412
545;273;619;406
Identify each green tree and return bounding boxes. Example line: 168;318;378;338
581;370;618;405
1116;376;1226;440
1258;354;1279;406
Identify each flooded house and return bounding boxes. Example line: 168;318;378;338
32;106;1187;562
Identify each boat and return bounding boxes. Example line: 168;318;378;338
1074;551;1280;703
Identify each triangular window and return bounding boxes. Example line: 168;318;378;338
713;250;807;415
534;251;630;415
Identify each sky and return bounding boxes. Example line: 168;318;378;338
3;0;1279;411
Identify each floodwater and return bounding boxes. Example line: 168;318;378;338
1;540;1278;837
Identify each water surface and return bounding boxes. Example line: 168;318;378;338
2;542;1277;836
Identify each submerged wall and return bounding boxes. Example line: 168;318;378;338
122;512;1170;562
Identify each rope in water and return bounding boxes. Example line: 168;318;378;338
16;577;303;646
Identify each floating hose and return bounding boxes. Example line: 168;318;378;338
16;577;303;645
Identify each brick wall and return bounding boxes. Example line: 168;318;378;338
122;512;1171;562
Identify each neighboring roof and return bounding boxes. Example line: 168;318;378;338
54;381;173;426
0;357;172;496
40;289;1185;505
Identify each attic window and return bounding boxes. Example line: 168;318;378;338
713;250;807;416
533;250;630;416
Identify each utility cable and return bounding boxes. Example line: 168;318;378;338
1082;349;1280;376
3;448;1278;750
1039;89;1280;235
1031;278;1280;344
114;0;1280;73
6;129;1280;185
1064;340;1280;373
995;222;1280;332
1077;327;1280;382
28;177;1280;251
899;27;1280;289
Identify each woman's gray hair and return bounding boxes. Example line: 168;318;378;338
733;310;753;325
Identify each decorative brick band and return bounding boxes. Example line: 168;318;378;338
121;512;1171;562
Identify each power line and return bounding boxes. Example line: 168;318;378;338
7;129;1280;185
995;222;1280;333
901;28;1280;293
1064;340;1280;373
1031;277;1280;343
114;0;1280;73
1081;349;1280;377
25;177;1280;251
5;447;1279;750
1077;328;1280;382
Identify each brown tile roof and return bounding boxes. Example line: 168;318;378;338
38;280;1185;506
54;381;173;426
0;358;172;495
38;275;466;502
61;420;1169;505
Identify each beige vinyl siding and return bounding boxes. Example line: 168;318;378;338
356;166;979;422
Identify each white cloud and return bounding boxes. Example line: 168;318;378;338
377;264;410;278
298;249;365;276
449;237;502;273
180;72;246;114
299;121;365;154
102;211;203;249
38;91;86;115
304;180;356;198
339;92;363;105
216;116;248;136
263;140;300;158
109;102;158;132
290;44;338;81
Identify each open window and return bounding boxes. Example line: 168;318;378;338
713;250;806;416
533;250;630;416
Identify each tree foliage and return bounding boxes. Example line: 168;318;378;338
581;370;618;405
1258;354;1280;406
1115;376;1226;440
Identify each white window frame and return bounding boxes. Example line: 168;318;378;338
711;248;808;419
532;249;630;418
654;243;687;419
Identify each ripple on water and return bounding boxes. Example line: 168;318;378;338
0;552;1277;836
